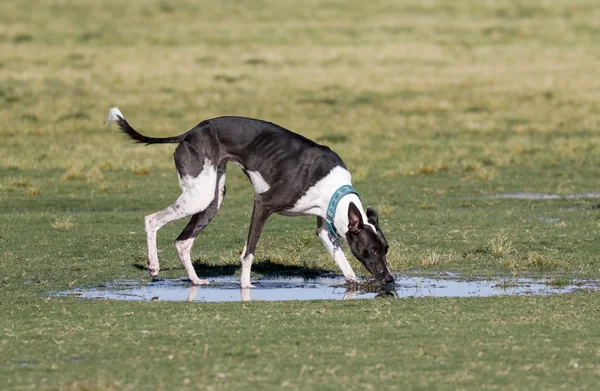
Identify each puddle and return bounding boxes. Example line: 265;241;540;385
487;192;600;200
538;216;561;223
0;361;39;367
54;275;599;302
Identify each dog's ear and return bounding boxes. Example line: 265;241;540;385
366;206;379;226
348;202;364;234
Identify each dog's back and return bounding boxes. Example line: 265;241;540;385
179;116;347;203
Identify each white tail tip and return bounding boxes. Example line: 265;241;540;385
105;107;125;126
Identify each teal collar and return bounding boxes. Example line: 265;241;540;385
326;185;360;239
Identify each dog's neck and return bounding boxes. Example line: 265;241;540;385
313;167;372;238
331;193;372;239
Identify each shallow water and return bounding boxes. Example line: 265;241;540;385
54;275;598;302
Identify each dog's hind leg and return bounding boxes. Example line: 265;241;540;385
144;158;218;277
174;162;226;285
173;211;214;285
316;217;357;281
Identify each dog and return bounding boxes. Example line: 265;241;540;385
106;108;394;288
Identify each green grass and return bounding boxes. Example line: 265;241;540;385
2;294;599;390
2;0;600;389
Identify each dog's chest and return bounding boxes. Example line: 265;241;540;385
282;166;352;217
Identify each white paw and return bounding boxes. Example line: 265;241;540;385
191;278;209;286
240;282;256;289
148;264;160;277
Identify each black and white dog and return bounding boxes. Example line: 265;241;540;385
106;108;394;287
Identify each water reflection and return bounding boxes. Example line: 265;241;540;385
55;275;599;303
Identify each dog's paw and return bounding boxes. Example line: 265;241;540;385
148;266;160;277
240;283;256;289
191;278;209;286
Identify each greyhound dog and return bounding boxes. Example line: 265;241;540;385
106;108;394;288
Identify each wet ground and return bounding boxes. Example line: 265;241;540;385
54;275;599;302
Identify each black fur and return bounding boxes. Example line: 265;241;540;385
114;113;393;284
115;115;188;145
346;202;392;284
119;115;346;211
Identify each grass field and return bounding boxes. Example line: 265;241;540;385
2;0;600;389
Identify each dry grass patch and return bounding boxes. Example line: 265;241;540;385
417;202;438;210
5;178;40;196
384;162;450;178
51;216;75;229
373;199;395;216
527;251;561;270
86;165;104;183
404;162;449;177
420;251;442;267
61;165;106;183
419;250;457;267
489;234;514;257
8;178;30;189
463;165;497;182
61;165;85;181
26;187;40;196
131;168;150;176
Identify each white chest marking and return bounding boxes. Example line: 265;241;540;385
285;165;376;237
286;166;352;216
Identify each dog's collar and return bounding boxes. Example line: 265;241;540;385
326;184;360;239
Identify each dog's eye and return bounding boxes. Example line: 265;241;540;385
370;248;378;255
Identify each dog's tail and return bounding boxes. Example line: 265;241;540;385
105;107;188;145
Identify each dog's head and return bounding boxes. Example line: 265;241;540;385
345;202;394;285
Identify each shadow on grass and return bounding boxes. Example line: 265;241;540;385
191;258;337;278
132;259;336;279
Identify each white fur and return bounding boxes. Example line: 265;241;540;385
239;244;255;288
217;174;226;208
177;159;218;206
105;107;124;126
240;254;254;288
316;226;357;281
285;165;374;238
174;168;226;285
175;238;208;285
333;194;377;237
231;161;270;194
247;170;270;194
144;158;217;277
285;166;352;216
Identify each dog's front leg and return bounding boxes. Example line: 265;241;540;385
240;201;272;288
316;217;357;282
239;244;254;288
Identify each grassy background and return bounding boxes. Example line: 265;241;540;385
2;294;599;390
2;0;600;389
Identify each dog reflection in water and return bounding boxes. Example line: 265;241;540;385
185;285;397;302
